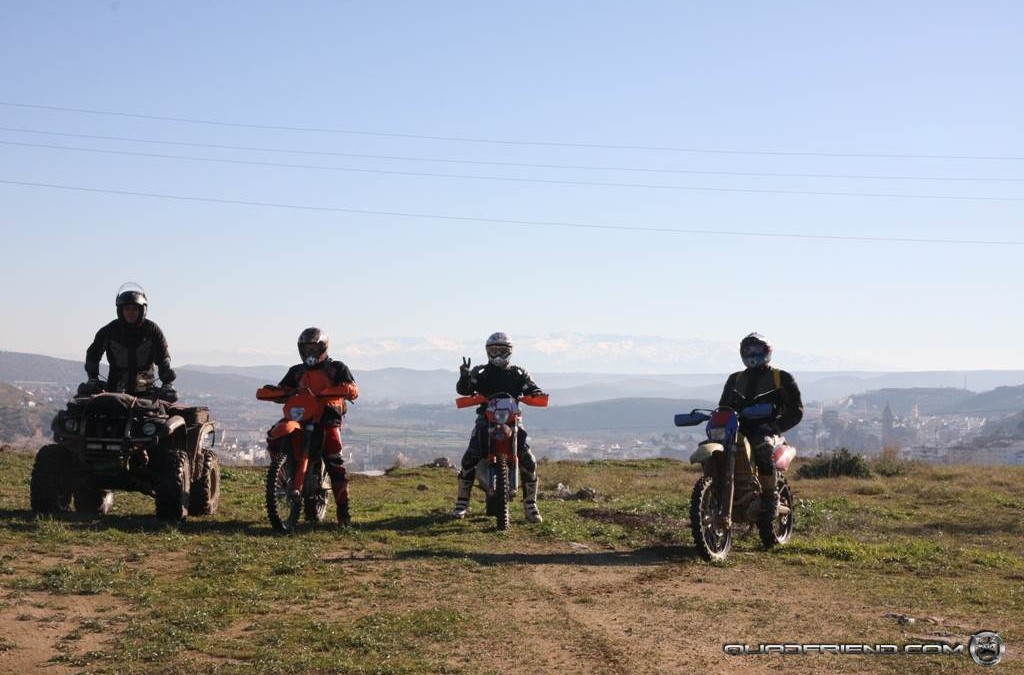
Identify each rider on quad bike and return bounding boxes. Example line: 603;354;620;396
265;328;359;525
451;332;547;523
84;282;177;401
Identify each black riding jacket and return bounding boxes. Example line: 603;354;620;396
85;318;175;394
457;363;544;417
718;366;803;436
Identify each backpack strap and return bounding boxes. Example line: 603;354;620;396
772;367;781;390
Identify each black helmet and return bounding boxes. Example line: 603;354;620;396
115;282;148;324
740;332;772;369
298;327;329;367
485;332;513;368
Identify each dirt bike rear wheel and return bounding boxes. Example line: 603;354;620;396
266;452;301;533
495;458;510;531
758;475;794;550
690;475;732;562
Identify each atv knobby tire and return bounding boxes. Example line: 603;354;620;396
30;444;73;514
188;451;221;516
155;449;190;522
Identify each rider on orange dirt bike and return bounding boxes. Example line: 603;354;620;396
452;332;547;523
266;328;359;525
718;333;803;513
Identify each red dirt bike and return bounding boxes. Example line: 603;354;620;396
257;384;354;533
674;403;797;562
456;391;549;530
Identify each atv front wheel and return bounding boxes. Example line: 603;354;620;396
154;449;190;522
188;451;221;516
30;444;73;514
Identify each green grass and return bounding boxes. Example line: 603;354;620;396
1;451;1022;673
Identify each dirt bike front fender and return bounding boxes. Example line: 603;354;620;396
268;420;302;441
690;441;724;464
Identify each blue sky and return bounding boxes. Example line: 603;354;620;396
1;1;1022;371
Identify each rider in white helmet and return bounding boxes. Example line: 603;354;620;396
451;332;546;523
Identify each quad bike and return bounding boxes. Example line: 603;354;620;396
32;380;220;522
257;384;354;533
674;403;796;562
456;391;549;530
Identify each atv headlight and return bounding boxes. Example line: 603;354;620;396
142;422;157;436
63;418;78;432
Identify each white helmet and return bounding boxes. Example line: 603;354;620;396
485;332;513;368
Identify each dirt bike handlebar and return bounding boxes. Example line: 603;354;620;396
256;385;357;402
455;392;550;409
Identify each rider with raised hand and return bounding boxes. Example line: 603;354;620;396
84;282;178;401
452;332;547;523
267;327;359;525
718;333;803;511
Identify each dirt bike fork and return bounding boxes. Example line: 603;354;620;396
290;424;317;500
721;445;737;528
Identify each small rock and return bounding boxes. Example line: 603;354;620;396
416;484;429;491
573;486;598;501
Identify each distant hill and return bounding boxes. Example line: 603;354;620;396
937;384;1024;415
975;410;1024;440
5;349;1024;407
358;397;715;434
0;381;52;443
844;388;975;416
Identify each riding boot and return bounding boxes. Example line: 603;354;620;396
452;472;474;519
336;501;351;527
331;477;351;526
760;472;778;520
523;479;543;523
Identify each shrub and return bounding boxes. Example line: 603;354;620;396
796;448;873;479
872;449;911;477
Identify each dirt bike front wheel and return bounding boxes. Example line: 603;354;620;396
690;475;732;562
494;458;510;531
266;452;302;533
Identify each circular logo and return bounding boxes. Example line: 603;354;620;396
969;631;1005;667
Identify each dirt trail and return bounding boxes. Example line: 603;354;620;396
0;588;126;674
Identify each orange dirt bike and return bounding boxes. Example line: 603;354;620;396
257;384;354;533
674;403;797;562
455;391;549;530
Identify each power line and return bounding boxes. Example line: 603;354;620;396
3;178;1023;246
6;140;1024;201
3;126;1022;183
3;100;1023;161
